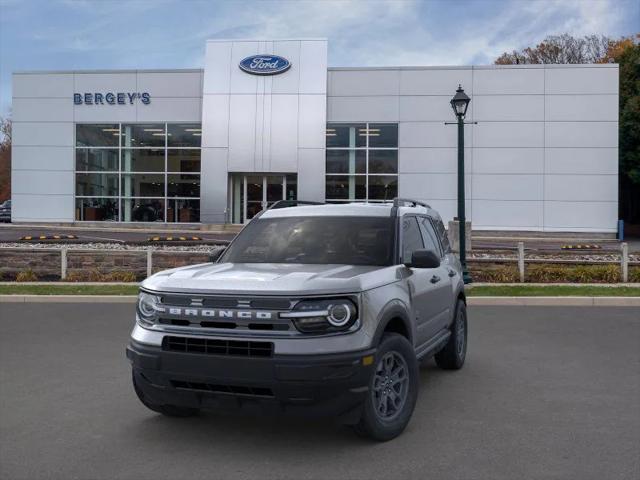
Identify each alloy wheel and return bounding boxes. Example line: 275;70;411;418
372;351;410;421
456;309;466;358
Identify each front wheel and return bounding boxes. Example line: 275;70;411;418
435;300;467;370
354;333;419;441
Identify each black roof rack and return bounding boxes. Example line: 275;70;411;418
391;198;431;209
268;200;325;210
389;198;431;217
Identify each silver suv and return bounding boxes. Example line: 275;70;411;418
127;198;467;441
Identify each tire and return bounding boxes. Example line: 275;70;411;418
435;300;467;370
132;371;199;418
354;333;419;441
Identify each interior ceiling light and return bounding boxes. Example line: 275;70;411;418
143;128;164;132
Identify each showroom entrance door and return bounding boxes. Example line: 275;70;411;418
229;174;297;223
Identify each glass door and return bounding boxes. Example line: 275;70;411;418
230;174;297;223
245;175;264;222
266;175;284;209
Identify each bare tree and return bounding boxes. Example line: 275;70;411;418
495;34;611;64
0;116;11;146
0;117;11;201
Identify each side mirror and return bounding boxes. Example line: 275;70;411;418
405;249;440;269
209;247;226;263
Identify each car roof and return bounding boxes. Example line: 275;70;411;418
259;202;439;219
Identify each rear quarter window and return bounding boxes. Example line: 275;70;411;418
434;218;451;253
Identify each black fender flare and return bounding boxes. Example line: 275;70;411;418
371;300;413;347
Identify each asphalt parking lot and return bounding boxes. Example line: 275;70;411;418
0;303;638;480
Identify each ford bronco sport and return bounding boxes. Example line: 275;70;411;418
127;198;467;441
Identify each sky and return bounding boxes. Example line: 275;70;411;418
0;0;638;116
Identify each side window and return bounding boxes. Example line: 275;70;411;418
402;217;424;264
418;217;442;257
433;217;451;253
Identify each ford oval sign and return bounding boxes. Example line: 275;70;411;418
239;55;291;75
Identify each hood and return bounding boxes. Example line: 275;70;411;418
142;262;401;296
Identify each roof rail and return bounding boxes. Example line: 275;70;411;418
392;198;431;209
268;200;324;210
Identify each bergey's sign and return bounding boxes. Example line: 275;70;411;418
74;92;151;105
239;55;291;75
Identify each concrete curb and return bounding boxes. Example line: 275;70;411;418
1;281;637;287
467;282;640;288
1;295;639;306
467;296;640;306
0;281;138;286
0;295;137;303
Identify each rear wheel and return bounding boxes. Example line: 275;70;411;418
435;300;467;370
354;333;418;441
132;371;199;417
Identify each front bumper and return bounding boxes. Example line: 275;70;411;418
127;339;376;420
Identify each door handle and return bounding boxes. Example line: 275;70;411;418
448;269;456;277
430;275;441;284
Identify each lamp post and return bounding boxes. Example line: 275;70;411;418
450;85;472;284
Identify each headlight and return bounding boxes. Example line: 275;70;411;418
327;303;353;326
136;291;162;326
281;298;358;334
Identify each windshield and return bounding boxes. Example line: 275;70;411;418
221;216;395;266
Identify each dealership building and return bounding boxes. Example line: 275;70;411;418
11;39;619;232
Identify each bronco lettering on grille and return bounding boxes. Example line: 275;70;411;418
163;308;273;320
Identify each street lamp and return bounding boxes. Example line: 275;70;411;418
450;85;472;284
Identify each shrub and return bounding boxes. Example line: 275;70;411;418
63;269;138;282
65;271;86;282
629;266;640;283
16;269;38;282
469;263;519;282
107;271;137;282
469;262;627;283
87;269;106;282
526;264;620;283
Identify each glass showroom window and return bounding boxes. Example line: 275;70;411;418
75;123;201;222
325;123;398;203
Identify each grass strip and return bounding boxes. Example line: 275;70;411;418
0;284;139;295
468;285;640;297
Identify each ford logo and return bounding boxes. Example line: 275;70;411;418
239;55;291;75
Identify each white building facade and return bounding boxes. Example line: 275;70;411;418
11;39;619;232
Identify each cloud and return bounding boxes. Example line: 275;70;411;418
0;0;637;115
200;0;629;66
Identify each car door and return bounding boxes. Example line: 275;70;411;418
401;216;441;347
418;216;453;333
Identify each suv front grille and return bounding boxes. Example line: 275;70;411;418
159;295;293;310
152;294;297;335
162;336;273;357
170;380;274;397
158;318;290;331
